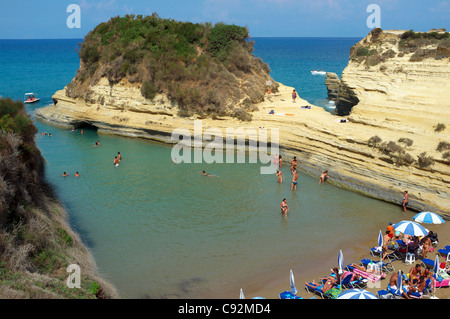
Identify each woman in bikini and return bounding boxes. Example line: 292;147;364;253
280;199;288;215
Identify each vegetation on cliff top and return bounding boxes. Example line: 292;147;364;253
67;13;277;120
0;98;116;298
350;28;450;66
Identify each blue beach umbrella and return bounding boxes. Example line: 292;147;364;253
290;269;298;294
240;288;245;299
394;220;428;237
378;230;383;248
338;250;344;275
413;212;445;224
337;289;377;299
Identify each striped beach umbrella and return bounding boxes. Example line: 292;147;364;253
413;212;445;224
394;220;428;237
337;289;377;299
338;250;344;275
290;269;298;294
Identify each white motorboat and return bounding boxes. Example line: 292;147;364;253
311;70;326;75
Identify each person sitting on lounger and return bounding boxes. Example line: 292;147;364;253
320;267;341;285
305;279;334;294
388;271;415;299
408;264;422;284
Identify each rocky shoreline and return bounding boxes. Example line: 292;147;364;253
35;29;450;218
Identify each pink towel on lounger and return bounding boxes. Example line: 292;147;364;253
353;268;382;283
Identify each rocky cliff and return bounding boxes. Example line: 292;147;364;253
36;28;450;218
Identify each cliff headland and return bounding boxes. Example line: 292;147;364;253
36;21;450;217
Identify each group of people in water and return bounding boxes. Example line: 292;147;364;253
276;154;329;216
61;128;123;177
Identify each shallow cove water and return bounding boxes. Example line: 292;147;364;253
1;38;407;298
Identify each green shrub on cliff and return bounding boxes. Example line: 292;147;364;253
0;97;116;299
67;13;274;119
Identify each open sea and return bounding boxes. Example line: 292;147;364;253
0;38;408;298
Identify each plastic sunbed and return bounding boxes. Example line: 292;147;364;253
279;291;303;299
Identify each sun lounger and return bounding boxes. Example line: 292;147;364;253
279;291;303;299
377;289;396;299
438;248;450;256
421;258;435;269
360;258;395;273
340;272;367;289
434;277;450;288
304;282;329;299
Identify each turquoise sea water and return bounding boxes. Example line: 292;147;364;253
0;38;405;298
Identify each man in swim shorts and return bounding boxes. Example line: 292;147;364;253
402;190;408;212
276;170;284;183
114;156;120;166
291;169;298;191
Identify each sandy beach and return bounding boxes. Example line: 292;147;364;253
241;217;450;300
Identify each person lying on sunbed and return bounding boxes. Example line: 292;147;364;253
349;263;387;277
305;279;334;294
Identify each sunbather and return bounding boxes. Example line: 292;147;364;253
388;272;415;299
319;267;341;285
305;279;334;294
349;263;386;277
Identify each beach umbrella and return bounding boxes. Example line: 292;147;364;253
337;289;377;299
338;250;344;275
431;255;440;299
378;230;383;263
413;212;445;224
290;269;298;294
240;288;245;299
393;220;428;237
395;270;403;296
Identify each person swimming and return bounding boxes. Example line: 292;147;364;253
62;172;69;177
95;140;100;146
75;172;80;177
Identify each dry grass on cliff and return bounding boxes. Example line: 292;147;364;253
0;98;118;298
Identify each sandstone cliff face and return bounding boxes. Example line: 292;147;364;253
36;29;450;218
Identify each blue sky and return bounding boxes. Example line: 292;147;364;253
0;0;448;39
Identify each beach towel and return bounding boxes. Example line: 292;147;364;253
434;277;450;288
324;285;342;299
352;268;384;283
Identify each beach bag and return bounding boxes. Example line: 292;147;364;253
324;285;342;299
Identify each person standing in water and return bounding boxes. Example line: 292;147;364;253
279;155;283;169
291;169;298;191
114;156;120;166
290;157;298;174
118;152;122;161
276;170;284;183
280;198;288;215
319;170;328;184
75;172;80;177
402;190;409;212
